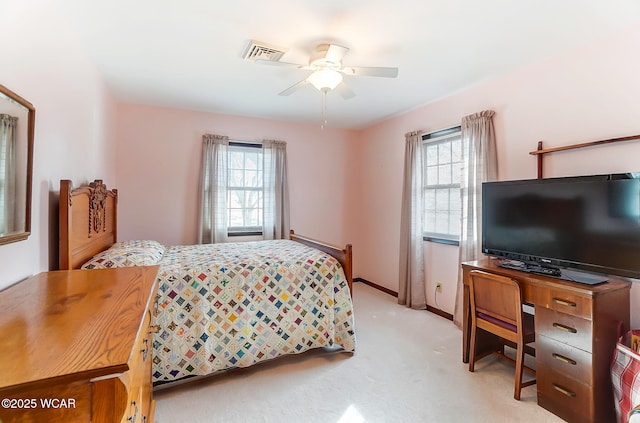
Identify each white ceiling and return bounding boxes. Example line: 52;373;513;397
54;0;640;129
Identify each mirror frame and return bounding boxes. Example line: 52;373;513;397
0;84;35;246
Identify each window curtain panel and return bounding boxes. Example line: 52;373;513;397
398;130;427;309
262;139;290;240
199;134;229;244
0;114;17;234
453;110;498;327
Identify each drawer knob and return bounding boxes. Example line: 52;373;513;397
552;298;577;307
552;353;577;365
552;383;576;397
552;322;578;333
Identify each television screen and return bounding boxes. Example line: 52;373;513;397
482;173;640;280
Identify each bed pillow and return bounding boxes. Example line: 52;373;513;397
81;240;166;269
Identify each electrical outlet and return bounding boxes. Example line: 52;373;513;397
436;283;443;293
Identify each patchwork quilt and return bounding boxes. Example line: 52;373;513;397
83;239;356;383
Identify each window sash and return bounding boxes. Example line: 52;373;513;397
422;127;462;243
227;143;264;234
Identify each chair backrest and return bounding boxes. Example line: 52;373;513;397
469;270;523;328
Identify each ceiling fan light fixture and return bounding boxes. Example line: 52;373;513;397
308;69;343;91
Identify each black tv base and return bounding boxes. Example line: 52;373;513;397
496;260;609;285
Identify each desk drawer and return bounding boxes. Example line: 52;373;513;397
537;334;593;385
531;287;592;319
538;367;593;423
536;307;593;353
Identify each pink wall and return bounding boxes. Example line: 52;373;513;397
352;24;640;326
115;104;359;248
0;2;118;290
2;2;638;329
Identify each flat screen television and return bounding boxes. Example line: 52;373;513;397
482;173;640;282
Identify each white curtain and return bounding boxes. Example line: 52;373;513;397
453;110;498;326
398;130;426;309
262;139;290;240
199;134;229;244
0;114;17;234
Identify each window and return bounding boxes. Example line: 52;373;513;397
423;126;462;244
200;135;289;243
227;142;263;235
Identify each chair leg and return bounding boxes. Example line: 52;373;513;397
513;342;525;400
469;324;477;372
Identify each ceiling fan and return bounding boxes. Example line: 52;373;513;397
258;43;399;99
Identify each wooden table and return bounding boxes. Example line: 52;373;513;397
462;258;630;423
0;266;158;423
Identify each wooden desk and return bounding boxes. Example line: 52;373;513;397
462;258;630;423
0;267;158;423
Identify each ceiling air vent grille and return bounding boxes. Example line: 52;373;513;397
243;40;286;62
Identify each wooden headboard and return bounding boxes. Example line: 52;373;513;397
59;179;118;270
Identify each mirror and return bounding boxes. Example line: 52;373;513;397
0;84;34;245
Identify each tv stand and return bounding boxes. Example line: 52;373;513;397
497;260;608;285
462;258;631;423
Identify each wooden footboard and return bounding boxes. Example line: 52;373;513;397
289;230;353;295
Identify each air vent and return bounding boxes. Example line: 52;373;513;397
242;40;287;62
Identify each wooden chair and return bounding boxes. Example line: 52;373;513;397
468;269;536;400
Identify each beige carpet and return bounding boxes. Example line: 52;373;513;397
154;283;563;422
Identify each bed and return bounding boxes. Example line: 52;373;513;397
58;179;356;384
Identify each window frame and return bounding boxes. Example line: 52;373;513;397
227;141;264;237
422;126;462;246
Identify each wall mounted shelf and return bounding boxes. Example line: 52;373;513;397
529;134;640;178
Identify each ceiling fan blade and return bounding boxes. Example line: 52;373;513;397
324;44;349;64
335;82;356;100
278;79;309;96
341;66;399;78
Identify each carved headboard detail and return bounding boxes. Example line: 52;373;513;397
88;179;109;236
59;179;118;270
